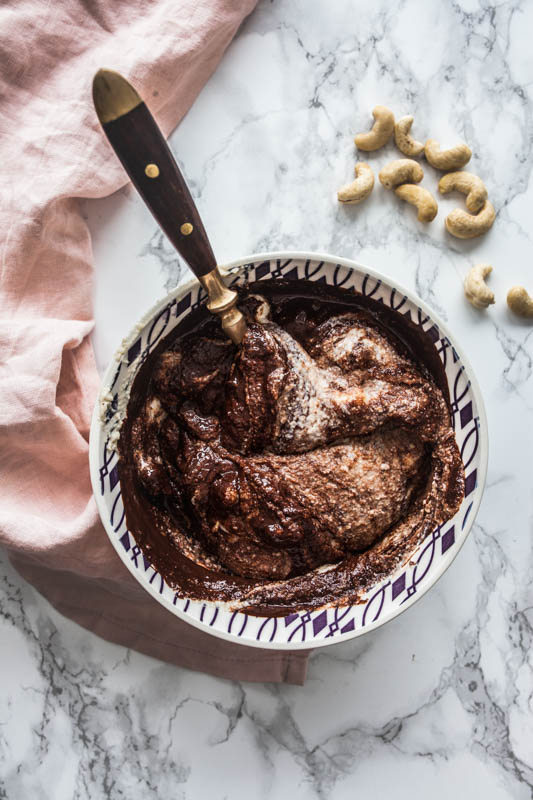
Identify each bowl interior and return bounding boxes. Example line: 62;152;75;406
90;253;487;650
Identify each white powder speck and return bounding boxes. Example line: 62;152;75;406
249;294;271;323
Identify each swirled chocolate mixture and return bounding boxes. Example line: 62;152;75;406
118;280;464;615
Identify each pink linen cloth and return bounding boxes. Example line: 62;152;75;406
0;0;310;685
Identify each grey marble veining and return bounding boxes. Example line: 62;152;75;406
2;0;533;797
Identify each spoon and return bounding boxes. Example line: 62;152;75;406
92;69;247;345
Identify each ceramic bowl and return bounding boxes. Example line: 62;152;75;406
89;252;488;650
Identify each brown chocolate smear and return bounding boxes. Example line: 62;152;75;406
118;280;464;616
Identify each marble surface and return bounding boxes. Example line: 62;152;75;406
2;0;533;796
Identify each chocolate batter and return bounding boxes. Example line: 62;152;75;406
118;280;464;616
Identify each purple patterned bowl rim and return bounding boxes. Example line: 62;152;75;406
89;251;488;650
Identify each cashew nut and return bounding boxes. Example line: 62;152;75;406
445;201;495;239
394;184;438;222
354;105;395;151
337;162;375;204
425;139;472;171
464;264;495;309
379;159;424;190
507;286;533;318
394;115;424;157
438;172;488;214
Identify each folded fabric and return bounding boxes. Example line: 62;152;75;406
0;0;309;685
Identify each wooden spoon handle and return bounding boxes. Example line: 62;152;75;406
92;69;216;278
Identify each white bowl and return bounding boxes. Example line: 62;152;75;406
89;252;488;650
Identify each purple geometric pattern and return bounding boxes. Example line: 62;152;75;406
392;573;406;600
92;257;486;647
465;469;477;497
441;526;456;553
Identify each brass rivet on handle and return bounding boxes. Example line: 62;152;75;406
145;163;160;178
180;222;194;235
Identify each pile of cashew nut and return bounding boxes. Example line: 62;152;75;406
337;105;533;320
338;104;495;238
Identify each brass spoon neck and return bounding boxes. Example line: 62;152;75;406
199;268;247;345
